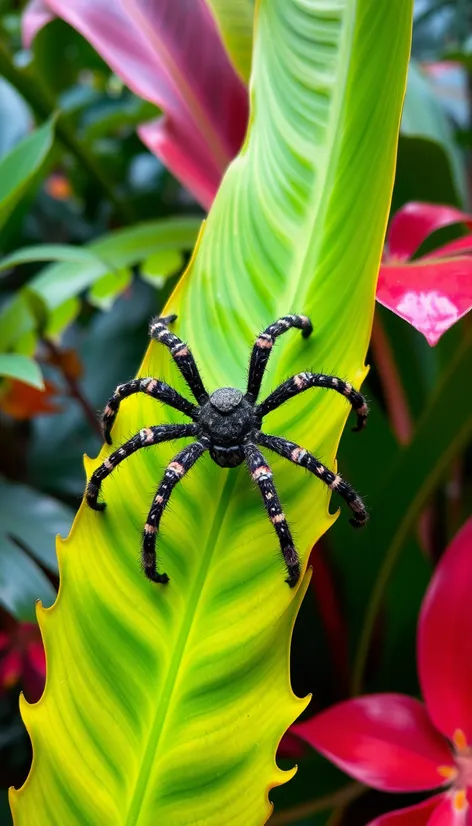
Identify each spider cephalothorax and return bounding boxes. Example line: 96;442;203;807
86;314;368;588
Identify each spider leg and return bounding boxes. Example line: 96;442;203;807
101;377;199;445
246;314;313;404
257;432;368;527
86;423;198;511
257;373;368;432
142;440;207;583
149;315;208;405
245;443;300;588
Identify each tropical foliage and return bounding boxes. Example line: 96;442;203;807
0;1;471;825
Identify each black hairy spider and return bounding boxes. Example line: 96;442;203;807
86;314;368;588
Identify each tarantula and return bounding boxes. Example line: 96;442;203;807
86;314;368;587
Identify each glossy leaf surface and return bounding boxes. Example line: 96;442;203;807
11;1;412;824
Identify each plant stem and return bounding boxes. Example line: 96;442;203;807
0;38;133;224
370;313;413;444
269;783;364;825
42;338;102;439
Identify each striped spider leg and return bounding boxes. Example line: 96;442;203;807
257;432;368;528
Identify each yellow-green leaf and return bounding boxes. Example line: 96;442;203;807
11;1;412;825
205;0;254;83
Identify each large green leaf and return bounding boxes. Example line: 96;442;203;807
0;119;55;232
11;1;412;824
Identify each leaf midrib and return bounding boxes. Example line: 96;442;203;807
282;1;357;315
124;468;240;826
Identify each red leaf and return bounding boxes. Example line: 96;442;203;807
418;519;472;744
293;695;452;792
367;796;444;826
377;258;472;346
22;0;248;208
0;378;61;419
386;203;472;261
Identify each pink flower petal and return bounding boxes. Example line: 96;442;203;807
293;695;452;792
424;237;472;259
368;796;444;826
23;642;46;703
0;632;11;652
138;118;220;210
376;258;472;345
22;0;248;208
21;0;54;46
419;519;472;743
427;794;469;826
386;203;472;261
25;640;46;676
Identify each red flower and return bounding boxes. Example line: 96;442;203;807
293;519;472;825
377;202;472;346
0;621;45;703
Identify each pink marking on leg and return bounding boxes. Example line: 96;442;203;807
294;374;307;389
256;337;273;349
252;465;272;481
144;523;157;534
169;461;185;476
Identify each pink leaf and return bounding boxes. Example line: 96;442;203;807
419;519;472;744
293;695;452;792
386;203;472;261
367;796;445;826
22;0;248;208
376;258;472;346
